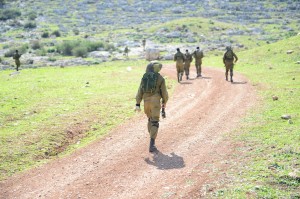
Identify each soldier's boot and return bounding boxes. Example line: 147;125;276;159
186;75;189;80
230;70;233;82
149;138;157;152
179;73;183;81
225;74;228;81
177;73;180;82
230;76;233;82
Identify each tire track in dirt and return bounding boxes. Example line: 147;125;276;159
0;65;256;199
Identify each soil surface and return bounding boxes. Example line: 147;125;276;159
0;65;256;199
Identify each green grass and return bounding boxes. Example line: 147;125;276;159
0;60;176;180
205;36;300;198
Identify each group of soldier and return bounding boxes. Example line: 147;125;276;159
174;46;238;83
136;46;238;153
174;46;204;82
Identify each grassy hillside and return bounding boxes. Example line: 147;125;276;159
205;36;300;198
0;60;176;180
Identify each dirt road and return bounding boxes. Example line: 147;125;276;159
0;65;256;198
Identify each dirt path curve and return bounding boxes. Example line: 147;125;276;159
0;65;256;199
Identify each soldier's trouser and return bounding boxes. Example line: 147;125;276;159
184;62;191;76
144;100;161;139
195;60;202;76
224;60;234;79
15;60;20;71
176;61;184;75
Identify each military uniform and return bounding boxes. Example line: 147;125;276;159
184;50;193;80
136;63;169;152
124;46;129;57
142;39;146;51
223;48;238;82
192;48;204;77
13;51;21;71
174;49;185;82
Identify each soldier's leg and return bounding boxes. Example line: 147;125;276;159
176;64;180;82
149;103;161;152
230;64;234;82
199;63;202;77
225;64;229;81
179;64;184;81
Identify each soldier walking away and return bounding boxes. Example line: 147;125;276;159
174;48;185;82
184;49;193;80
142;39;146;51
135;62;169;152
13;50;22;71
192;47;204;77
124;46;129;57
223;46;238;82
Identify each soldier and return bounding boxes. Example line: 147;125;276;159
142;39;146;51
192;47;204;77
124;46;129;57
13;50;22;71
135;62;169;152
223;46;238;82
184;49;193;80
174;48;185;82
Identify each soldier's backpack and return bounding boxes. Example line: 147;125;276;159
141;72;158;93
195;51;203;59
225;50;234;59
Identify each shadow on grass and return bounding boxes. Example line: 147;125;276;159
144;151;185;170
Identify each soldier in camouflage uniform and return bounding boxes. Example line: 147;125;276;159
174;48;185;82
142;39;146;51
135;62;169;152
124;46;129;57
13;50;22;71
192;47;204;77
184;49;193;80
223;46;238;82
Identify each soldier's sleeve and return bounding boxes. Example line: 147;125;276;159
160;78;169;105
173;54;176;61
223;53;226;63
136;81;144;104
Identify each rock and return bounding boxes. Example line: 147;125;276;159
145;48;160;61
288;119;293;124
281;115;291;120
272;96;278;101
163;54;173;60
88;51;111;59
296;61;300;64
26;59;34;64
286;50;294;54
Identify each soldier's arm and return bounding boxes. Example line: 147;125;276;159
173;54;176;61
160;79;169;105
233;53;238;62
135;81;144;104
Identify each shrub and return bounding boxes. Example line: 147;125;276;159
51;30;61;37
36;48;47;56
57;40;78;56
72;46;88;57
27;12;37;20
73;29;80;35
31;40;41;50
0;9;21;21
41;32;49;38
24;21;36;29
4;44;28;57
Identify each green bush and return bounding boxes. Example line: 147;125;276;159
57;40;78;56
72;46;88;57
51;30;61;37
31;40;41;50
4;44;28;57
73;29;80;35
0;9;21;21
41;32;49;38
36;48;47;56
27;12;37;20
24;21;36;29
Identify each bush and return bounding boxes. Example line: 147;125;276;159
41;32;49;38
72;46;88;57
31;40;41;50
24;21;37;29
27;12;37;20
51;30;61;37
57;40;78;56
36;48;47;56
73;29;80;35
0;9;21;21
4;44;28;57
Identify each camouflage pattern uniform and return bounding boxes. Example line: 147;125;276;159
124;46;129;57
192;47;204;77
174;48;185;82
13;50;21;71
184;50;193;80
223;47;238;82
136;62;169;152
